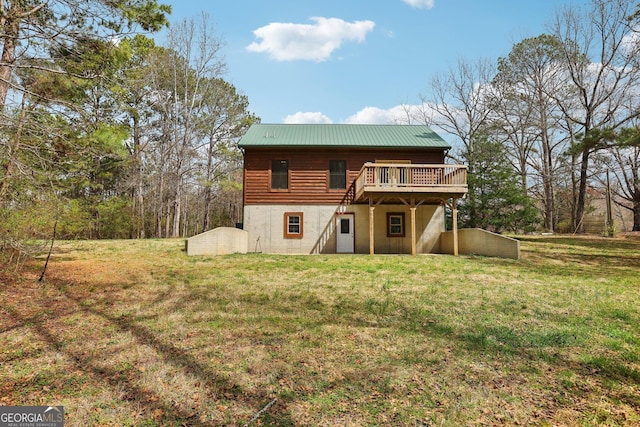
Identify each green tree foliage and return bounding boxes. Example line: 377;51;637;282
0;1;170;260
0;2;170;206
3;21;259;242
95;196;134;239
460;136;540;233
0;0;171;110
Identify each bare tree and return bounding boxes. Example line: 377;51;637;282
428;58;496;158
549;0;640;232
491;34;571;232
145;13;228;238
112;35;160;238
608;127;640;230
393;101;435;126
423;58;497;227
198;78;253;232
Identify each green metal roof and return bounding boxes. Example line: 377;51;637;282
238;124;451;149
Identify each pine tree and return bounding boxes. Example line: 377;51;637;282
460;136;540;233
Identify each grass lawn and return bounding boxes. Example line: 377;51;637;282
1;235;639;426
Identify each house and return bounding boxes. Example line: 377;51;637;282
238;123;468;255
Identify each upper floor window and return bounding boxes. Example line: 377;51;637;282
329;160;347;190
271;160;289;190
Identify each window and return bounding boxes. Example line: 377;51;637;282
284;212;303;239
340;217;350;234
271;160;289;190
387;212;405;237
329;160;347;190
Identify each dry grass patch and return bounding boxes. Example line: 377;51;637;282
1;236;639;426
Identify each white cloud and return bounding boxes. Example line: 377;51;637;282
280;103;455;144
402;0;435;9
247;17;376;62
283;112;334;124
344;107;396;124
622;27;640;56
344;103;436;125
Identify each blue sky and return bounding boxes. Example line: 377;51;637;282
161;0;578;124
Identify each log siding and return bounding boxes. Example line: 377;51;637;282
243;148;446;205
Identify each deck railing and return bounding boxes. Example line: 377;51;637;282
355;163;467;197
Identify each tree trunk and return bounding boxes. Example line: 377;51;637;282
541;142;555;233
155;170;164;238
202;140;215;232
137;178;145;237
164;200;171;238
633;195;640;232
202;189;212;232
171;185;181;238
135;115;145;239
574;150;590;233
0;8;24;200
0;99;32;202
130;113;145;238
570;150;579;233
539;104;555;233
170;149;183;237
543;175;555;232
0;7;20;110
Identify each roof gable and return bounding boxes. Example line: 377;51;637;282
238;124;451;149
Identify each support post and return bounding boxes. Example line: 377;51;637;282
606;170;613;237
369;197;375;255
452;198;459;256
410;198;417;256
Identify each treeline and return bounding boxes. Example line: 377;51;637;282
412;0;640;234
2;0;639;263
0;2;257;259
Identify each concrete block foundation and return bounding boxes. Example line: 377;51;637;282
440;228;520;259
186;227;248;256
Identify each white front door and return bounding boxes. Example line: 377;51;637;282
336;214;355;253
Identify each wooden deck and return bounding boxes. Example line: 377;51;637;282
354;163;467;201
352;163;468;256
